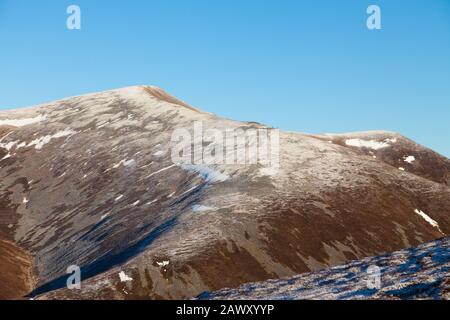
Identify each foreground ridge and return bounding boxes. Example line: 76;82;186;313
201;237;450;300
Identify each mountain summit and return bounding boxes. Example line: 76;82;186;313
0;86;448;299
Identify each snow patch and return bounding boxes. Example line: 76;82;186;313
157;261;170;267
131;200;140;206
146;199;158;206
385;138;398;143
0;141;20;151
192;205;217;212
167;192;176;198
345;139;392;150
100;213;110;221
28;129;76;150
1;153;12;160
119;271;133;282
404;156;416;164
180;164;230;183
399;167;405;171
0;115;46;127
414;209;442;233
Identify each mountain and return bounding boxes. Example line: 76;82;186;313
200;236;450;300
0;86;448;300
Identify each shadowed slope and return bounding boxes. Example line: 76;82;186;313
0;239;36;299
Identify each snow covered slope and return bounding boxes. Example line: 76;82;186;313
0;86;448;299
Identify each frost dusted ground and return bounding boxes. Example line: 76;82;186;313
201;237;450;300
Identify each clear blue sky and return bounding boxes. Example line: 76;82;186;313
1;0;449;156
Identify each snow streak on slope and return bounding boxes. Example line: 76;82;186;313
0;115;46;127
414;209;443;233
345;138;393;150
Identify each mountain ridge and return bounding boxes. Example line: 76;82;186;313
0;86;448;299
